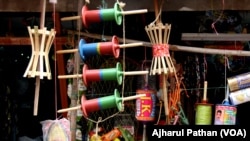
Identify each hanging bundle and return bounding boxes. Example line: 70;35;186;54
145;22;175;75
145;0;179;124
23;0;56;116
23;26;56;79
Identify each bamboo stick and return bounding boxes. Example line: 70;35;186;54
57;94;146;113
58;105;81;113
122;71;149;75
121;9;148;15
56;49;78;54
61;9;148;21
61;16;81;21
122;94;146;101
202;81;208;102
66;30;250;57
58;70;149;79
119;42;143;48
56;42;143;54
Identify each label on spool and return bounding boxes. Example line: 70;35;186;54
227;72;250;92
136;89;156;122
214;105;237;125
229;87;250;105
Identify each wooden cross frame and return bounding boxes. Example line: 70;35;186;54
145;22;175;75
23;26;56;79
23;0;56;116
145;0;177;124
23;26;56;116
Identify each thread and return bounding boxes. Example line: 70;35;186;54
195;103;213;125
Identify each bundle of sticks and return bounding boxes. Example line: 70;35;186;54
145;22;176;76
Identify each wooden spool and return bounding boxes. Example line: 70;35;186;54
23;26;56;79
57;89;146;116
195;81;213;125
58;62;149;86
24;0;56;116
145;22;175;76
56;36;143;60
61;2;148;28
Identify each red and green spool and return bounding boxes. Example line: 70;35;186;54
82;2;122;28
82;62;123;86
81;89;123;117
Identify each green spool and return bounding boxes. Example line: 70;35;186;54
101;62;123;85
113;2;123;25
113;62;123;85
99;89;123;111
195;103;213;125
101;2;122;25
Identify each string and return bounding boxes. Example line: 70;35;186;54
223;53;231;103
203;54;207;81
76;3;82;110
95;117;102;137
150;0;164;26
101;0;107;41
116;0;126;111
224;54;227;102
195;103;212;124
211;0;225;34
83;111;120;125
154;100;162;125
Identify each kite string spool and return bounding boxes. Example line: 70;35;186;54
56;36;143;61
61;2;147;28
57;89;146;115
195;103;212;125
195;81;212;125
57;62;149;87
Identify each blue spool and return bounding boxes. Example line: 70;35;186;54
78;36;120;61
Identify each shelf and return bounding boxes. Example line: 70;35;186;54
181;33;250;41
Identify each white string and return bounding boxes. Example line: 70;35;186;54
121;5;126;112
116;0;126;111
223;55;230;104
52;0;58;119
224;54;227;103
150;0;164;26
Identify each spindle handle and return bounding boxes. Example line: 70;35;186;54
203;81;208;101
58;74;82;79
121;9;148;15
119;42;143;48
123;93;146;101
56;49;78;54
61;16;81;21
57;105;81;113
123;71;148;76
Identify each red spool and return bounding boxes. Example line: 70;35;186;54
135;89;156;122
82;6;101;28
82;65;98;87
99;36;120;58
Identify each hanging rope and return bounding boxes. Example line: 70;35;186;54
211;0;225;34
120;0;126;111
150;0;163;26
